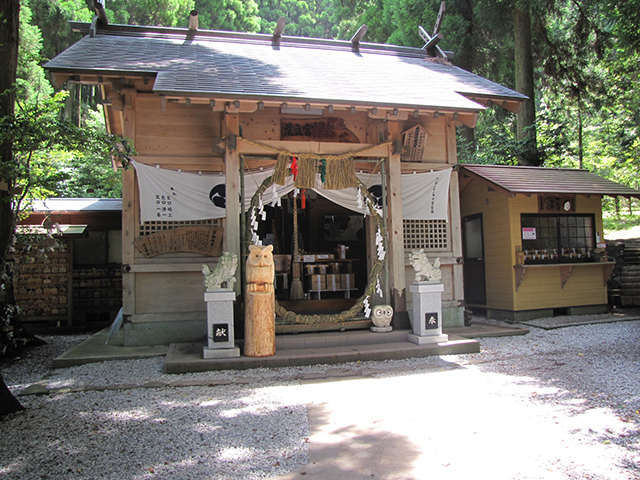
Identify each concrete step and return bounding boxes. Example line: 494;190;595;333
164;336;481;373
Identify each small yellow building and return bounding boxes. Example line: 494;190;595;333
459;164;640;320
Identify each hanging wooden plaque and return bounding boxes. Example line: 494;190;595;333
280;117;360;143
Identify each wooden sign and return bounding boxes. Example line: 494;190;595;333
280;117;360;143
539;194;575;213
402;124;427;161
134;226;223;257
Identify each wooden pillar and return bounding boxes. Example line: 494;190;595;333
385;121;408;324
224;112;241;294
121;90;136;317
446;119;465;304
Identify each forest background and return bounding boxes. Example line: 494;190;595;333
17;0;640;222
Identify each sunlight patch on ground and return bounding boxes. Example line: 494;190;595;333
605;224;640;240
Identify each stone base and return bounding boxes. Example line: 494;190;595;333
408;333;449;345
203;346;241;359
370;326;393;333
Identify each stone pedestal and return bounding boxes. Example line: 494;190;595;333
408;282;449;345
203;289;240;359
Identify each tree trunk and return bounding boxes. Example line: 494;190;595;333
514;6;540;166
0;0;25;416
0;371;23;417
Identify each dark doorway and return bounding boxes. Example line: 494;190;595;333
462;214;486;305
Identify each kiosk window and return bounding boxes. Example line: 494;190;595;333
520;214;595;263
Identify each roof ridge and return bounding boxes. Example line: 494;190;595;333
70;21;428;58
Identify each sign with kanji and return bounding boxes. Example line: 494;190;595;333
402;124;428;161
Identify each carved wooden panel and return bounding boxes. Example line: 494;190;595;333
134;226;223;257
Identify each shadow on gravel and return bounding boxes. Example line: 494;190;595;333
0;384;309;480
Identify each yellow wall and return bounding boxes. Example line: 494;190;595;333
460;181;515;310
510;194;607;310
460;179;608;312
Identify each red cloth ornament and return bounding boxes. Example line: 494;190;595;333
301;189;306;209
291;156;298;180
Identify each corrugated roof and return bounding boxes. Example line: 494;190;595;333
460;164;640;197
30;198;122;212
44;23;527;112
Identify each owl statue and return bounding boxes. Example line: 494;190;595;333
371;305;394;328
246;244;275;293
371;305;393;327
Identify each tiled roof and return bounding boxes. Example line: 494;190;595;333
45;23;527;112
460;164;640;197
31;198;123;212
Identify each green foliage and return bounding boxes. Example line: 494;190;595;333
603;213;640;234
196;0;261;32
105;0;196;27
1;93;133;203
17;0;53;103
256;0;355;39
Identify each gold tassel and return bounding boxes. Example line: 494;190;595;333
272;153;290;185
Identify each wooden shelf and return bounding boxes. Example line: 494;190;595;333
514;262;616;291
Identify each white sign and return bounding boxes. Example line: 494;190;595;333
522;227;537;240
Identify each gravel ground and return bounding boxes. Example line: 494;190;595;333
1;318;640;479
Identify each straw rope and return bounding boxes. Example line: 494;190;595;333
239;137;392;190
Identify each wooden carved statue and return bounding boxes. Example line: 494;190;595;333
246;244;275;293
245;244;276;357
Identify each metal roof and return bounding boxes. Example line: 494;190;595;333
44;23;527;112
17;225;88;236
30;198;123;212
460;164;640;198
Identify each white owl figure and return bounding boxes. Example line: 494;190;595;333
371;305;393;328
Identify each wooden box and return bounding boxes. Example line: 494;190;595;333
308;274;326;291
326;274;340;291
341;274;355;290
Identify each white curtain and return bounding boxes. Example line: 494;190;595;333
135;160;452;222
133;160;226;222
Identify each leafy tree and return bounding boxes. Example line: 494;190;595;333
105;0;195;27
196;0;261;32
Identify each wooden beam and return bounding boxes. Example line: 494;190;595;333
224;113;241;295
385;121;407;316
273;17;286;41
238;139;389;157
424;32;443;51
351;24;368;45
94;1;108;25
446;119;465;304
121;91;136;318
188;10;198;31
433;1;446;35
418;25;446;58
